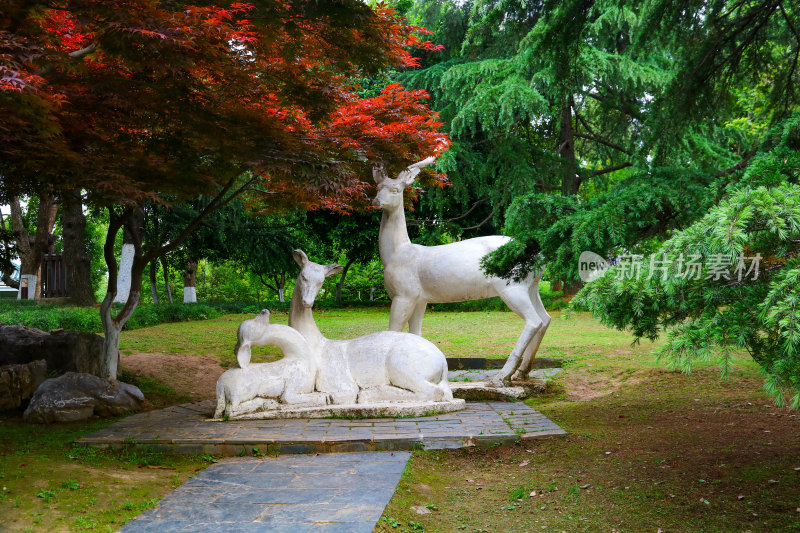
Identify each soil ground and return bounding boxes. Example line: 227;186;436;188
3;309;799;532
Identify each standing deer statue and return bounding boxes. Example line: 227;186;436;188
372;157;550;386
288;249;455;404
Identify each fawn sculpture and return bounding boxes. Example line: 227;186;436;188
215;309;326;419
372;157;550;386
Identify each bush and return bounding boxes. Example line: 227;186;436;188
0;301;224;333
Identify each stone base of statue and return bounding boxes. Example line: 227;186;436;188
213;398;465;421
450;380;546;401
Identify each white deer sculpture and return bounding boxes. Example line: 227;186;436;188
372;157;551;386
215;309;327;419
288;249;454;404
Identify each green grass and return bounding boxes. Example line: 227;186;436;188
0;417;207;532
118;308;662;363
3;307;798;532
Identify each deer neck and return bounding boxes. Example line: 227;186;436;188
289;284;325;349
266;325;314;364
379;205;411;261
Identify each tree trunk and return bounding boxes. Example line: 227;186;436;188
275;273;286;303
161;257;173;303
10;194;58;299
114;224;136;303
559;96;580;196
335;257;355;303
149;261;159;304
183;259;197;303
99;208;144;380
61;190;95;306
0;209;19;289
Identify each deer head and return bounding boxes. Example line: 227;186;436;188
292;249;343;308
371;157;436;210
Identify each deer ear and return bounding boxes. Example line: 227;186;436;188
293;249;308;267
325;264;344;278
397;167;421;187
372;165;388;185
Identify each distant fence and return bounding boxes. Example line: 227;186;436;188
41;254;68;299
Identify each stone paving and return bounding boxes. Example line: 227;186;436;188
119;451;410;533
77;401;565;455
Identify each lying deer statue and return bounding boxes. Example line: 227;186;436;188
215;309;327;419
289;249;453;404
372;157;550;386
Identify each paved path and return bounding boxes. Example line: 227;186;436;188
78;401;565;455
120;451;410;533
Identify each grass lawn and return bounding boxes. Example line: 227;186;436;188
2;308;799;532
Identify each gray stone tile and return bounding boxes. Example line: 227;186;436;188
259;503;385;524
307;522;376;533
179;522;312;533
217;488;336;505
287;473;399;490
141;502;268;522
118;519;191;532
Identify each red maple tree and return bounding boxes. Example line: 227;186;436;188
0;0;448;378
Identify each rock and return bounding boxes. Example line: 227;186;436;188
0;360;47;410
23;372;145;423
0;324;106;376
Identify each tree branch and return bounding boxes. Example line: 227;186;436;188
461;209;495;231
714;151;756;178
588;162;633;177
68;43;97;60
574;132;633;156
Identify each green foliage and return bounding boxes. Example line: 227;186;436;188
574;180;800;407
0;301;224;333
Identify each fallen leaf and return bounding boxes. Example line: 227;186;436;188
580;484;591;490
605;451;612;455
768;479;779;484
737;494;745;500
519;460;529;467
530;491;537;497
410;506;430;515
467;479;474;483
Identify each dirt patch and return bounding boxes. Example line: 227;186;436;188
121;351;224;401
564;368;644;401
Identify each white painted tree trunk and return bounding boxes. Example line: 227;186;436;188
114;243;135;303
183;286;197;303
16;274;36;300
278;287;285;303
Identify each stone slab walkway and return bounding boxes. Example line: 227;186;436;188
77;401;565;456
119;451;410;533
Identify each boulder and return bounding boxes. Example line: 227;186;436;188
23;372;145;423
0;324;106;376
0;360;48;410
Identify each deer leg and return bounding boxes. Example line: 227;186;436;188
408;301;427;336
389;297;416;332
491;286;543;387
512;283;552;380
